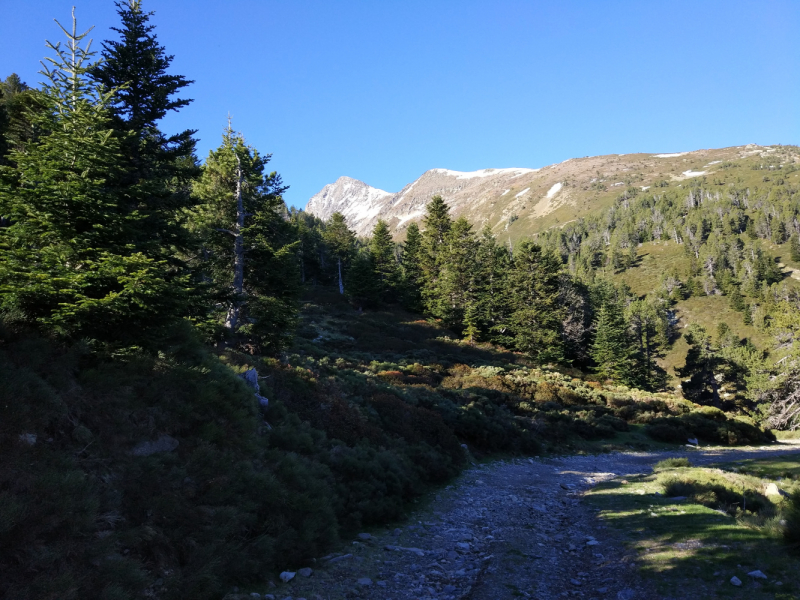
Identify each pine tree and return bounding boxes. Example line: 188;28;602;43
420;195;452;314
400;222;424;311
625;297;669;389
345;250;379;310
435;217;479;330
474;226;512;344
0;10;186;342
791;234;800;263
590;302;633;383
677;324;724;407
506;242;564;363
322;212;355;294
191;124;298;353
369;219;400;302
0;74;40;164
89;0;199;255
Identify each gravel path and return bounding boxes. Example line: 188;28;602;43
236;442;800;600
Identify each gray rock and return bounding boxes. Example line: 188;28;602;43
730;576;742;586
357;532;372;541
570;578;582;586
765;483;789;498
597;587;608;594
250;594;262;599
586;539;599;546
356;577;372;586
747;570;767;579
131;435;178;457
443;584;457;593
455;542;470;551
297;567;313;577
560;483;576;490
392;528;402;536
279;571;295;583
617;590;635;600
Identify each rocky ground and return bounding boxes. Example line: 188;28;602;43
227;442;800;600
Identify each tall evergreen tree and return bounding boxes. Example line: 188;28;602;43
420;195;452;314
677;324;724;407
625;297;669;389
506;242;564;363
400;222;424;311
345;249;380;310
191;125;298;353
0;10;185;342
89;0;199;255
590;302;633;383
434;217;479;330
369;219;400;302
322;212;355;294
474;226;512;344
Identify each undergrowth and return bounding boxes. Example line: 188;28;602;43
0;288;778;599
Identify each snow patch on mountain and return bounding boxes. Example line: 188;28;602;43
515;187;531;198
433;167;538;180
546;182;563;198
654;152;690;158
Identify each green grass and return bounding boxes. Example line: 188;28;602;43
585;454;800;598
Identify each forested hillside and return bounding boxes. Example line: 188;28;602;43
1;3;798;600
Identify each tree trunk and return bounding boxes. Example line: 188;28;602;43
338;257;344;294
225;155;246;330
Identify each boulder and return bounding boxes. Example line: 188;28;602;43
730;576;742;587
765;483;789;498
297;568;313;577
279;571;295;583
747;570;767;579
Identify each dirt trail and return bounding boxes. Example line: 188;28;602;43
244;442;800;600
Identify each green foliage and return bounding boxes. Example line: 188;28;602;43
400;222;424;310
506;241;564;363
0;12;190;343
369;219;400;301
191;126;298;353
653;457;692;470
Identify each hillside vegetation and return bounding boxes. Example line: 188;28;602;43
1;3;798;600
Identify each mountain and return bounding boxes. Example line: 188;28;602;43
305;144;793;239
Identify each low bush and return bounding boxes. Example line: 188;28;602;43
654;457;692;471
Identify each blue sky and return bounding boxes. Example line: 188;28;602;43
2;1;799;208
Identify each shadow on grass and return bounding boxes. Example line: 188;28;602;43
586;476;799;599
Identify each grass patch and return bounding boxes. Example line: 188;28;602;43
585;454;800;598
654;457;692;471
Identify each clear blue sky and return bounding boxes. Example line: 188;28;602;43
2;1;799;208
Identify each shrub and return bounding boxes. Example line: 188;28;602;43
784;490;800;551
654;457;692;471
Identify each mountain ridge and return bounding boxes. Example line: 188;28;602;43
305;144;787;238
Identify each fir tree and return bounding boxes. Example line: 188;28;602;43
191;124;297;353
791;234;800;263
625;297;669;389
506;242;564;363
677;324;724;407
322;212;355;294
435;217;479;330
420;195;452;314
345;250;379;310
89;0;199;255
369;219;400;302
400;222;424;311
474;226;512;345
0;10;186;342
590;302;633;383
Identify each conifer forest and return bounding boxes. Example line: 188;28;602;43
3;3;800;600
